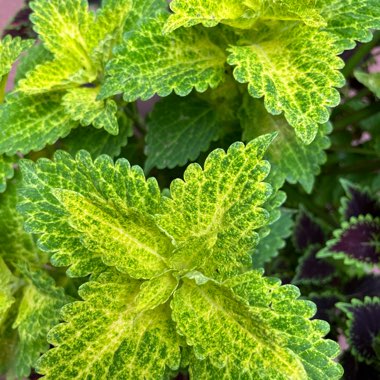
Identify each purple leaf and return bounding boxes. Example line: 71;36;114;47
331;218;380;265
293;208;325;252
338;298;380;364
344;275;380;300
340;180;380;220
293;245;335;285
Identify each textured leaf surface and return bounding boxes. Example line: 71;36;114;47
17;56;94;95
100;15;227;101
240;96;332;192
11;267;69;379
122;0;167;33
319;0;380;51
0;259;17;324
37;270;181;379
172;271;342;379
135;271;178;311
338;297;380;364
61;113;132;158
23;0;134;94
18;151;169;278
244;0;326;27
354;71;380;98
145;94;219;172
0;36;33;78
229;24;344;143
318;215;380;268
0;156;15;193
0;179;38;265
252;208;294;268
0;93;77;155
30;0;94;62
14;44;53;84
63;87;119;135
156;135;275;280
165;0;251;32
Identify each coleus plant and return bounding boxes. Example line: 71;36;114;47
0;0;379;378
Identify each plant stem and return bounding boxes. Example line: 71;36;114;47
0;74;8;104
342;31;380;78
333;102;380;131
125;102;146;135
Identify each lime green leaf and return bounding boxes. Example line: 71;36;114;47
0;93;77;155
14;43;53;84
61;113;132;158
0;179;39;265
355;71;380;98
11;266;70;379
319;0;380;51
156;134;275;280
172;272;342;379
63;87;119;135
30;0;94;64
0;300;19;376
17;55;95;95
52;189;172;279
20;0;135;94
37;270;181;379
0;36;33;78
100;14;227;101
90;0;132;43
165;0;252;33
240;96;332;192
228;24;345;143
0;156;15;193
244;0;326;27
145;93;220;172
135;271;178;311
88;0;135;65
122;0;167;32
18;151;169;278
0;259;17;325
252;208;294;268
165;0;327;32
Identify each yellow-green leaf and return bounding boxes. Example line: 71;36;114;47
37;270;181;379
100;14;227;101
156;134;275;280
228;24;345;143
18;151;169;278
63;87;119;135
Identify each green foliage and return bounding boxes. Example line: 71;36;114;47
0;157;15;194
355;71;380;98
0;180;70;379
0;0;380;378
145;93;220;172
100;14;227;101
252;208;294;268
165;0;379;143
0;93;77;155
16;136;342;378
240;96;332;193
